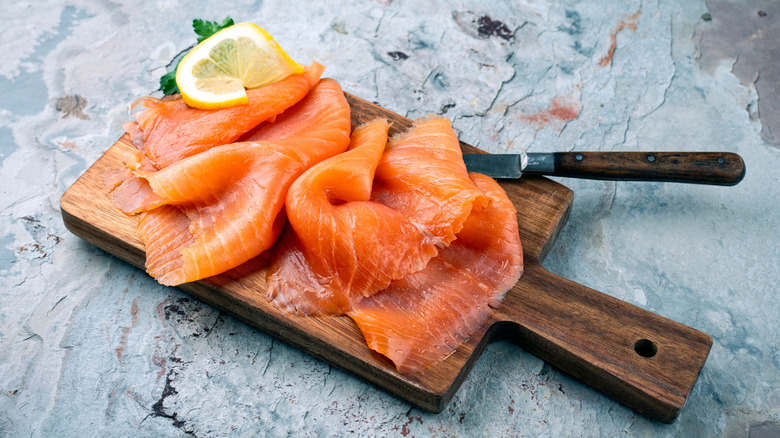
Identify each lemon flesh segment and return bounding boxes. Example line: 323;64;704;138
176;23;304;110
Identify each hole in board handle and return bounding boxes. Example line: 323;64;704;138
634;339;658;358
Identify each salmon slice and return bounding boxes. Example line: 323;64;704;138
266;119;439;315
125;63;325;169
371;116;488;246
347;173;524;374
239;77;341;142
130;79;351;285
105;148;166;214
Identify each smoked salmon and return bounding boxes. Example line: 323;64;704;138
371;116;488;246
109;64;524;374
125;63;325;169
348;173;523;374
266;119;439;315
108;63;325;214
113;78;352;285
104;148;166;215
266;116;498;317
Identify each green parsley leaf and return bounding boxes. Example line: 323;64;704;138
193;17;235;43
159;69;179;95
159;16;234;94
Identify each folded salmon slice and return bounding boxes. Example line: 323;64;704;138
125;63;325;169
126;78;351;285
371;116;488;246
239;79;338;142
108;63;325;214
348;173;524;374
266;119;439;315
104;148;166;215
266;116;491;315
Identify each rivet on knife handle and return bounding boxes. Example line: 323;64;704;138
527;152;746;186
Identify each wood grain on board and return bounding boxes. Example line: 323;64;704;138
60;93;712;424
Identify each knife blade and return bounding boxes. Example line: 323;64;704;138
462;151;746;186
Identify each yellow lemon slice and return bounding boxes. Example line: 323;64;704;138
176;22;304;109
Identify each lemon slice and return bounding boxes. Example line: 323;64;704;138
176;22;304;109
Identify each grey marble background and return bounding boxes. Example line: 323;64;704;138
2;0;779;436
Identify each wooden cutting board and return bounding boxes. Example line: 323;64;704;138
60;93;712;424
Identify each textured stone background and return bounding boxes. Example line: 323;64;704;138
2;0;779;436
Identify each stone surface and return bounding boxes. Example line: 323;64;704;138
1;0;779;436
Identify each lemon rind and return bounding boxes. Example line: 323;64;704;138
175;22;304;110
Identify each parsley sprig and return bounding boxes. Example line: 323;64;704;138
159;17;235;95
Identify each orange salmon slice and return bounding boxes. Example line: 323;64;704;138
348;173;524;374
371;116;488;246
266;119;439;315
125;63;325;169
121;78;351;285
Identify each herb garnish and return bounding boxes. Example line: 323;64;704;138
159;17;235;95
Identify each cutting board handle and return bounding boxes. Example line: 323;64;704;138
492;261;712;423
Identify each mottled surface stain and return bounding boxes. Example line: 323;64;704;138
0;234;17;270
387;51;409;61
0;126;18;167
558;10;582;36
56;140;79;150
155;297;172;324
331;21;347;35
476;15;514;40
599;9;643;66
453;11;517;41
114;296;139;360
15;215;62;263
749;421;780;438
150;369;191;433
431;71;449;90
696;0;780;148
519;95;582;129
55;95;90;120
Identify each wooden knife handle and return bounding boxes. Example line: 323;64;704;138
492;261;713;423
550;152;745;185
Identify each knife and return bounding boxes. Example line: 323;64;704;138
462;151;745;186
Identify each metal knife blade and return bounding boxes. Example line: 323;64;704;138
460;152;528;178
462;152;746;186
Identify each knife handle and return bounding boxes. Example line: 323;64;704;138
492;261;713;423
540;152;745;185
